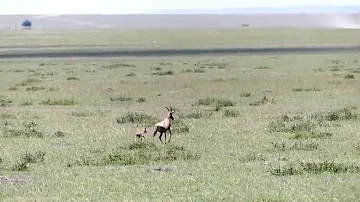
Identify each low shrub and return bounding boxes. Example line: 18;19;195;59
39;99;77;106
152;70;174;76
271;161;360;176
116;112;158;127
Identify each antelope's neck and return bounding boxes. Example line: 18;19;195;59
165;117;172;124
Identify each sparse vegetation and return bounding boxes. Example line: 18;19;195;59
54;131;65;137
329;66;342;71
271;161;360;176
11;150;45;171
67;76;80;80
223;109;240;117
250;96;275;106
150;66;162;71
152;70;174;76
12;69;26;73
68;142;199;167
292;131;332;139
0;112;16;119
180;69;194;73
0;29;359;201
314;68;324;72
110;95;132;102
0;96;12;107
311;106;358;122
215;99;235;108
16;78;41;86
102;63;136;68
180;68;206;73
267;107;358;140
71;111;94;117
344;74;355;79
210;78;237;82
292;87;321;92
216;101;235;111
21;150;46;164
8;86;18;91
126;72;136;77
2;121;44;138
271;141;319;151
194;69;206;73
255;65;270;69
172;119;190;133
240;92;252;97
180;110;213;119
195;98;216;106
195;97;235;111
20;101;33;106
350;68;360;73
267;115;319;134
39;99;77;106
136;97;146;103
116;112;158;126
26;86;46;91
195;62;228;69
105;143;198;165
48;87;59;92
353;143;360;150
86;69;97;73
11;161;28;171
329;60;343;64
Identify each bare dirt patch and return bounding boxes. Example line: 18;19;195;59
0;174;28;186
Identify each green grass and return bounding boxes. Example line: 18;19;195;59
1;28;359;48
0;28;360;201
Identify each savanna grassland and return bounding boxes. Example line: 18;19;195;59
1;28;360;202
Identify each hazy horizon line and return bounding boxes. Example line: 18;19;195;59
0;5;359;15
146;5;360;14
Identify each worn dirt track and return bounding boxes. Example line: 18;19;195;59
0;46;360;59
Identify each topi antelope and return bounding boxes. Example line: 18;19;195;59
135;127;147;142
153;106;175;144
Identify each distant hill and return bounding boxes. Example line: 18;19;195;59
147;5;360;14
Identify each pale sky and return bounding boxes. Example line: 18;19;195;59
1;0;359;14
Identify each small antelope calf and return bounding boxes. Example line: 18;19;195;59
153;106;175;144
135;128;147;141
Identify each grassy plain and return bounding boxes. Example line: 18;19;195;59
1;28;360;201
1;28;360;49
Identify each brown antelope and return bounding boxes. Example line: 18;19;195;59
135;128;147;142
153;106;175;144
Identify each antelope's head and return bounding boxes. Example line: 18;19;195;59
143;127;147;134
165;106;175;120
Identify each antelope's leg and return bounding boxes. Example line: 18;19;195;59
159;132;164;144
168;129;172;143
164;132;167;144
153;129;157;141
